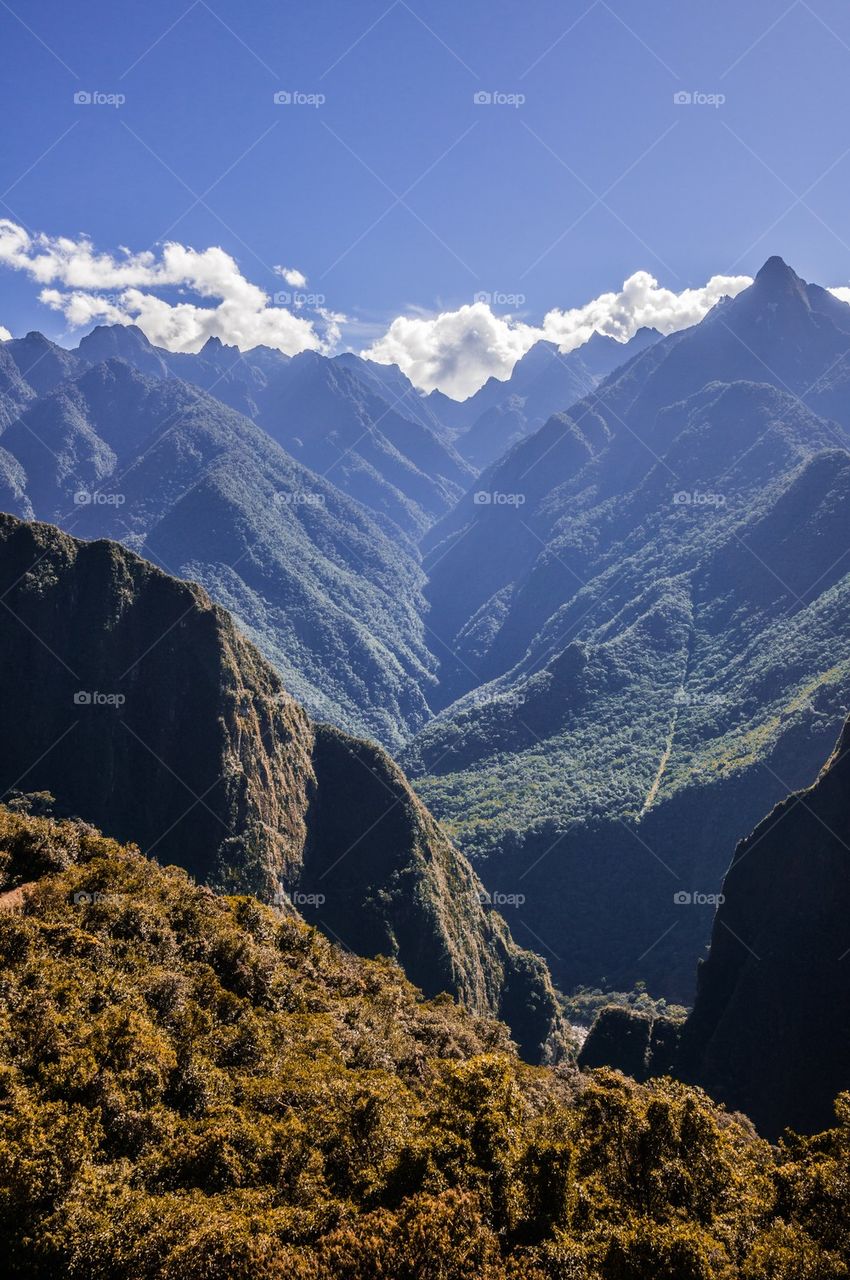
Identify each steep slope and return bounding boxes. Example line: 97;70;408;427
3;329;78;396
75;327;473;537
408;261;850;1001
333;350;452;439
0;513;565;1060
4;324;471;541
424;259;850;669
599;256;850;434
674;716;850;1137
256;351;474;539
0;360;434;749
5;805;848;1280
443;328;661;469
0;340;37;430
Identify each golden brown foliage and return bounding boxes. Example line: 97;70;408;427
0;806;847;1278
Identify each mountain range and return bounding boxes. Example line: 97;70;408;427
406;258;850;1001
0;342;437;750
0;313;657;756
423;326;661;469
3;254;850;1021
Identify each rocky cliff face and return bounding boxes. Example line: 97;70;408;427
0;513;567;1062
675;718;850;1137
579;716;850;1136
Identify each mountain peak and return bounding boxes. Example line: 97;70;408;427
752;255;805;296
199;335;239;357
77;323;155;356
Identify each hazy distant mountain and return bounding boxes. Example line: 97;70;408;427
406;259;850;1001
431;327;661;469
0;357;436;749
4;329;79;395
333;350;452;438
255;351;475;539
3;323;278;417
9;324;475;539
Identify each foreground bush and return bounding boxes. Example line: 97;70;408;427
0;806;847;1278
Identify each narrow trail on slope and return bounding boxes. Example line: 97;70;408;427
640;714;678;818
639;621;696;820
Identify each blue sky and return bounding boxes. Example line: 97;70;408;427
2;0;850;391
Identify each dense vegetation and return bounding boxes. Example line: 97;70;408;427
0;340;436;749
1;805;849;1279
408;262;850;1000
562;982;688;1030
256;349;474;538
0;515;566;1061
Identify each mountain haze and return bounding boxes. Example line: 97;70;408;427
0;352;435;748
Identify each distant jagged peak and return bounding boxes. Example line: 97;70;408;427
199;334;241;358
753;253;805;290
77;322;156;356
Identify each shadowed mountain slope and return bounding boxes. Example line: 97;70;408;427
674;716;850;1137
578;713;850;1138
0;512;566;1061
0;358;435;749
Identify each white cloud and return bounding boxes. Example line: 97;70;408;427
540;270;753;350
0;325;10;341
363;303;541;399
0;220;330;356
829;286;850;306
276;265;307;288
364;270;754;398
